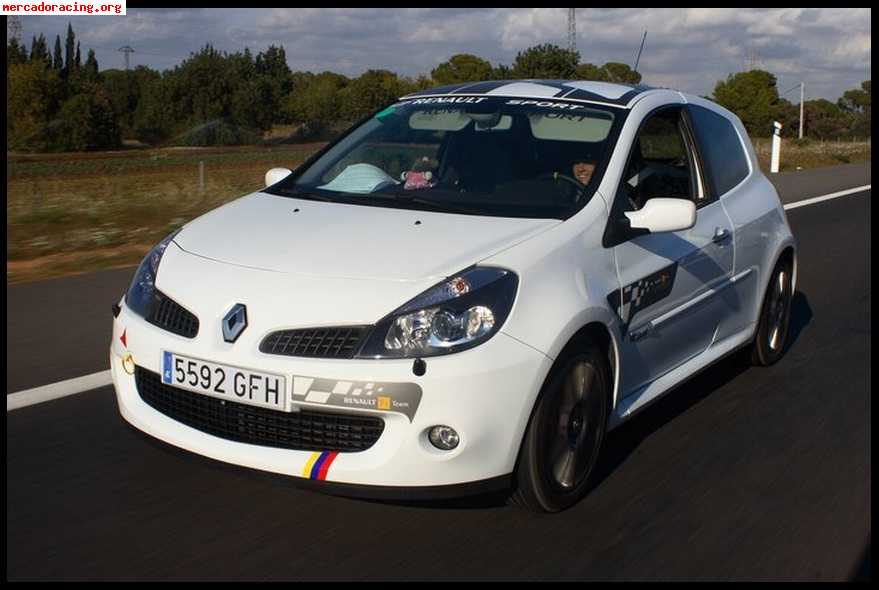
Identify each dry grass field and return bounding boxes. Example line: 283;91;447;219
6;138;871;283
752;137;871;172
7;144;322;283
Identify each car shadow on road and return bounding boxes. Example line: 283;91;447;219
382;291;814;511
588;290;814;490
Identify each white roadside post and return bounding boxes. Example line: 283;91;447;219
770;121;782;174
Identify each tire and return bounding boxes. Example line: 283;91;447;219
750;257;794;366
511;342;610;513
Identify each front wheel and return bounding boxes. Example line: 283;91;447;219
750;257;794;366
511;343;610;512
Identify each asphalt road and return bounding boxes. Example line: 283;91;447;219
6;164;871;581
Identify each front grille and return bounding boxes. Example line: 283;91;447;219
260;326;370;359
147;290;199;338
135;367;384;452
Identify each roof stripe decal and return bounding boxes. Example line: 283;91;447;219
399;92;631;110
402;79;656;108
451;80;509;94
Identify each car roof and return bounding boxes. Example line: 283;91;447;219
400;79;661;108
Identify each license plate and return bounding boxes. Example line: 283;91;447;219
162;351;287;411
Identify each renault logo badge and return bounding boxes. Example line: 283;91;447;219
222;304;248;343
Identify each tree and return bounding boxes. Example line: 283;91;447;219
340;69;408;121
75;41;81;70
802;99;852;140
255;45;291;90
284;71;349;130
490;64;512;80
102;66;159;137
406;74;434;93
53;35;63;72
713;70;783;136
838;80;871;137
575;62;642;84
7;39;28;65
431;54;492;85
601;62;641;84
133;75;176;144
29;34;50;65
575;63;607;81
7;61;63;149
84;48;99;77
254;45;293;124
511;43;579;79
64;22;75;78
231;76;276;131
56;84;121;150
773;97;801;138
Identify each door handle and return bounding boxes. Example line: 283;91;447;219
712;227;732;244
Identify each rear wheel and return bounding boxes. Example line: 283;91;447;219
750;257;793;366
512;343;610;512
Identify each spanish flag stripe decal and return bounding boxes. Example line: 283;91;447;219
302;451;339;481
302;452;321;478
316;451;339;481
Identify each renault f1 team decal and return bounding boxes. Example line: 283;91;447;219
291;376;422;422
608;263;678;331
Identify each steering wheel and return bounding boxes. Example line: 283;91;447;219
537;172;587;203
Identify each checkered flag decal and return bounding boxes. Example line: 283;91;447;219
609;263;678;328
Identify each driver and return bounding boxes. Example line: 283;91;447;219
572;161;596;186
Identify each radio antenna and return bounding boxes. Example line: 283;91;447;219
633;29;648;76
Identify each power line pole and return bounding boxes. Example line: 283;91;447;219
782;81;806;140
798;81;805;140
118;45;135;70
567;8;576;54
744;45;762;71
7;15;23;43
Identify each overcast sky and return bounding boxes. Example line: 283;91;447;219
19;8;872;102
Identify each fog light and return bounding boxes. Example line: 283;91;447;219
428;425;459;450
121;353;135;375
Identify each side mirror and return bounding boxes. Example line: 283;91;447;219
624;198;696;234
265;167;292;187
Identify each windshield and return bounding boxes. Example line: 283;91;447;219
268;97;622;219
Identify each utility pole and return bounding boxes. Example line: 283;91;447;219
7;15;23;43
798;81;805;140
567;8;576;54
118;45;135;70
782;81;806;140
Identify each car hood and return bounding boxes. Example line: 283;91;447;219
174;192;560;282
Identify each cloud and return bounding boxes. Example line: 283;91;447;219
20;7;871;101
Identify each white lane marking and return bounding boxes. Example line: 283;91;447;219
7;370;111;412
783;184;870;210
4;183;872;412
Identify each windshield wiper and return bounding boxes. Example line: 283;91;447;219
276;186;483;215
367;191;484;215
277;188;356;204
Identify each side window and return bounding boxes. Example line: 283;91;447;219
688;105;750;197
621;108;697;211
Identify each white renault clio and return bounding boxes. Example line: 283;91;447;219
111;80;796;512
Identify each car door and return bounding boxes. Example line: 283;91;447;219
606;106;735;397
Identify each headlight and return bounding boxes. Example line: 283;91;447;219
357;267;518;359
125;230;179;319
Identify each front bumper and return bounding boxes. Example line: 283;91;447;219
111;301;552;491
